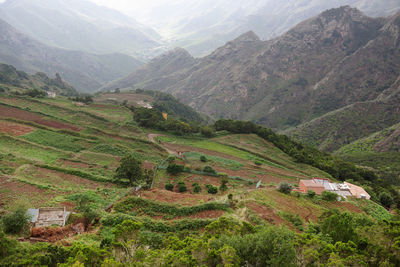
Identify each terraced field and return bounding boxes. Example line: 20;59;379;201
0;94;391;258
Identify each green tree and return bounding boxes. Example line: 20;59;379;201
200;126;215;138
380;192;394;208
166;163;184;175
322;191;338;202
1;206;31;234
321;210;357;243
278;182;292;194
115;154;143;187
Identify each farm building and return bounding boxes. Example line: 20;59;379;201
27;207;70;227
298;178;368;199
299;179;325;195
47;91;56;98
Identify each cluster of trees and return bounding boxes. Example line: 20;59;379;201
70;95;93;104
135;89;206;124
132;106;202;136
214;119;400;208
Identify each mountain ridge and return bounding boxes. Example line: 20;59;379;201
0;18;144;92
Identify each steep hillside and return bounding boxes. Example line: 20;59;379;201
103;7;400;134
0;90;397;266
0;0;164;60
0;63;77;96
0;18;143;92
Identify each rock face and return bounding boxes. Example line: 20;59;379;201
0;19;143;92
105;7;400;151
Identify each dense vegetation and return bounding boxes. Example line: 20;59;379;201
135;89;207;124
1;209;399;266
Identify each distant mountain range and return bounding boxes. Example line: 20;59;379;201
0;18;143;92
103;6;400;155
0;0;166;60
131;0;400;56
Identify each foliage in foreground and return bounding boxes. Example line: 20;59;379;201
1;210;400;266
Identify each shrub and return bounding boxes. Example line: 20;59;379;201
177;181;187;193
192;183;202;193
167;163;184;175
206;184;218;194
203;166;216;174
220;178;228;192
307;190;316;198
200;126;215;138
228;194;233;200
278;182;292;194
165;183;174;191
254;161;262;166
193;184;202;193
1;207;31;234
200;156;207;162
321;191;338;202
379;192;394;208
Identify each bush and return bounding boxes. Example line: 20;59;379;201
177;181;187;193
321;191;338;202
278;182;292;194
307;190;316;198
192;183;202;193
220;178;228;192
165;183;174;191
1;207;31;234
167;164;184;175
206;184;218;194
200;127;215;138
200;156;207;162
203;166;216;174
254;161;262;166
379;192;394;208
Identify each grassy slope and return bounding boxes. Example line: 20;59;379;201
0;94;391;241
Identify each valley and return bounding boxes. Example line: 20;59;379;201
0;1;399;266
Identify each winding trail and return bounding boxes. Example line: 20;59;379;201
147;134;178;156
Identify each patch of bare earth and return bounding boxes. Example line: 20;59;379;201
247;202;286;226
0;105;81;131
0;121;35;136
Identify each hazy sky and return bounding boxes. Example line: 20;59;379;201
90;0;165;12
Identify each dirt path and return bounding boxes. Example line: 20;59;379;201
147;134;179;156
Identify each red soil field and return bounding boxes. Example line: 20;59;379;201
0;120;34;136
0;105;81;131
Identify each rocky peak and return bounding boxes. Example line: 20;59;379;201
149;47;194;64
207;31;262;61
232;31;261;43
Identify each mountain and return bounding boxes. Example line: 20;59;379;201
131;0;400;56
103;7;400;131
0;18;144;92
0;63;77;96
0;0;165;60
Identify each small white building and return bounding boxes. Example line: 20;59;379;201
28;207;70;227
47;91;57;98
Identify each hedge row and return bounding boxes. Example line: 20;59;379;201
114;197;229;217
